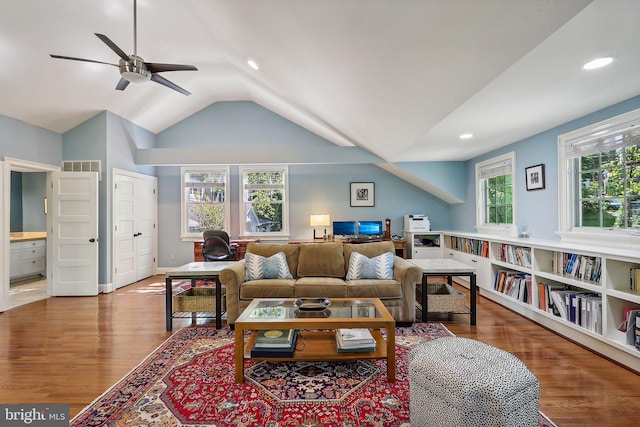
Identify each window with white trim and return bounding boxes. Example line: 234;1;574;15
181;167;230;238
559;109;640;234
240;165;289;238
475;152;516;235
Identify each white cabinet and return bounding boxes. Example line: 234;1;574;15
441;231;640;372
404;231;441;259
10;239;46;280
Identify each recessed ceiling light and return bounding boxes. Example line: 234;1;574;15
247;59;259;70
459;133;474;140
581;57;614;71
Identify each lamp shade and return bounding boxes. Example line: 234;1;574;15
310;214;330;227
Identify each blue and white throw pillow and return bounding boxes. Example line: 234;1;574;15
346;251;394;280
245;251;293;281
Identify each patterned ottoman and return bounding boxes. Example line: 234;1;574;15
408;337;539;427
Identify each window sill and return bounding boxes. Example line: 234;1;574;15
557;229;640;250
475;224;518;238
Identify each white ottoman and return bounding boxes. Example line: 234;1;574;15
409;337;539;427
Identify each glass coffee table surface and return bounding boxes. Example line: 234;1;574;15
239;298;382;321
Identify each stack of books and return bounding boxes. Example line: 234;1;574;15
251;329;298;358
335;328;376;352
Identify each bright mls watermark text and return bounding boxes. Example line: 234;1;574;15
1;405;69;426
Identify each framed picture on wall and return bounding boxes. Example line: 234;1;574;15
525;164;545;191
350;182;375;207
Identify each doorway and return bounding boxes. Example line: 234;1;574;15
1;157;60;311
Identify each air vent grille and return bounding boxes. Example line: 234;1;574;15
62;160;102;180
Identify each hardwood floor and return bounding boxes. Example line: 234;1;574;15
0;275;638;426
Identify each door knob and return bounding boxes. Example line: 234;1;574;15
89;238;96;242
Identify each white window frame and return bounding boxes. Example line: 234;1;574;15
475;151;517;237
180;166;230;240
558;108;640;248
239;165;290;240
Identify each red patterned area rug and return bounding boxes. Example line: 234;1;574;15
71;324;556;427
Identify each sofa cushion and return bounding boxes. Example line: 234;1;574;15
346;251;395;280
294;277;348;298
346;280;402;299
245;251;293;281
240;279;296;299
297;243;345;278
343;241;396;273
246;242;300;279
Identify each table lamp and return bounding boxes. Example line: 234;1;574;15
310;214;330;240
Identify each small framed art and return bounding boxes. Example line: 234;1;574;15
350;182;375;207
525;164;545;191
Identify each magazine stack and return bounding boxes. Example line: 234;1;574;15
251;329;298;358
335;328;376;352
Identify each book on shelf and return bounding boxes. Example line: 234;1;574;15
336;328;375;348
254;329;297;348
250;345;295;358
618;307;640;333
631;268;640;292
335;331;376;352
251;330;298;357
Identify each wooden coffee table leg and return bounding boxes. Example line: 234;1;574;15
386;324;395;381
235;326;245;383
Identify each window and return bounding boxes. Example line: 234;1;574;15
181;167;230;238
559;108;640;237
475;152;516;236
240;165;289;238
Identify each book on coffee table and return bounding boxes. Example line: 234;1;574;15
336;328;375;352
251;330;298;357
254;329;297;348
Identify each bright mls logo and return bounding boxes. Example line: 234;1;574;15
1;405;68;426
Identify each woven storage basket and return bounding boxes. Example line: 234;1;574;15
417;282;466;313
173;287;226;313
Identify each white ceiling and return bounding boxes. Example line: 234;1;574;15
1;0;639;162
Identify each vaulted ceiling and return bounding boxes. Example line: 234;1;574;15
1;0;638;161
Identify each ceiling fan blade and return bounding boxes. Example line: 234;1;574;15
150;73;191;96
94;33;130;61
115;78;130;91
50;54;118;67
145;63;198;73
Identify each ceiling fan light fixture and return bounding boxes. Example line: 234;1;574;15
119;56;151;83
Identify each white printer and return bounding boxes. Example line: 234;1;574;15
404;214;431;231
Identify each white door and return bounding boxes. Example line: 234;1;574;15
114;175;137;288
134;177;156;281
114;171;157;289
49;171;99;296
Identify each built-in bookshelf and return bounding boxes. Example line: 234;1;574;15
440;231;640;372
494;269;533;305
448;235;489;258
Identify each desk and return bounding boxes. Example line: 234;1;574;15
165;261;236;331
409;258;477;326
287;238;407;259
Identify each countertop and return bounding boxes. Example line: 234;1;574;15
9;232;47;242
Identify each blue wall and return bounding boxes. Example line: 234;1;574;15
451;95;640;240
154;102;448;266
0;114;63;165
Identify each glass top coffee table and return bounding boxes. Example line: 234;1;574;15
234;298;396;383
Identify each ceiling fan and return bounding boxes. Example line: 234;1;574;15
50;0;197;95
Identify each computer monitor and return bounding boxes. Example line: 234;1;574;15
357;220;383;237
332;221;357;236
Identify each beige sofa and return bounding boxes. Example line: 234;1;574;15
219;241;422;325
